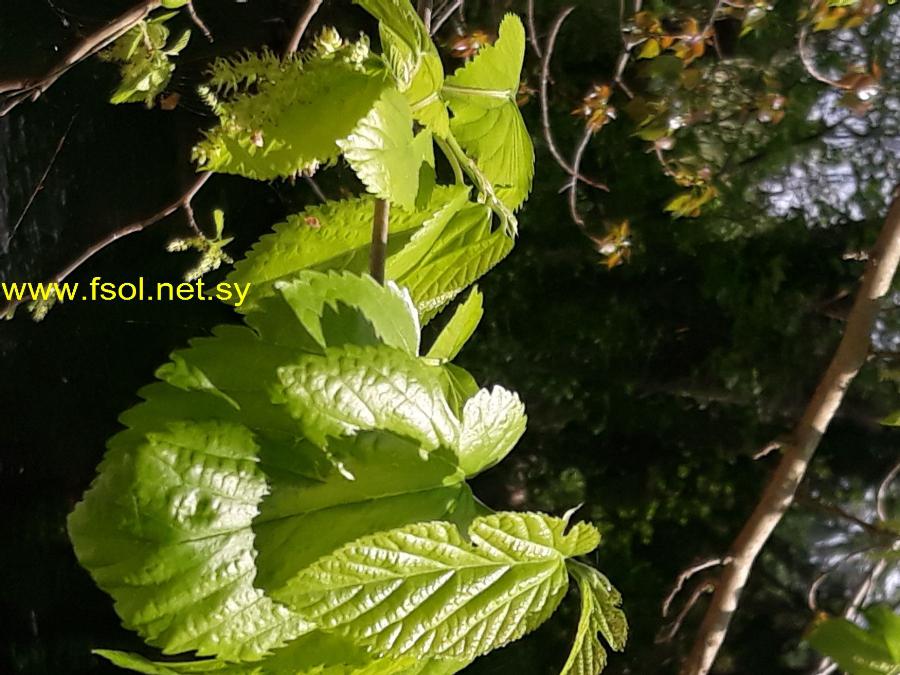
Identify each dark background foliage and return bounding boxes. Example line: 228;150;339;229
1;0;898;673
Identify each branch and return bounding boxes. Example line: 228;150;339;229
526;0;543;58
680;188;900;675
1;173;211;319
369;199;390;285
0;0;162;116
876;458;900;522
186;1;213;42
540;7;608;192
662;557;730;618
285;0;324;56
431;0;462;35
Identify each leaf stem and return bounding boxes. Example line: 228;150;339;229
436;136;465;185
370;198;390;284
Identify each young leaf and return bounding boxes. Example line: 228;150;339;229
426;287;484;362
276;344;460;451
276;512;602;661
194;50;391;179
457;385;526;477
443;14;534;211
561;561;629;675
354;0;450;135
273;271;421;356
337;88;434;210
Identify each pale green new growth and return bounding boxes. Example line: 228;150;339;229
337;88;435;210
101;11;190;107
426;287;484;362
561;562;629;675
277;513;601;661
444;15;534;211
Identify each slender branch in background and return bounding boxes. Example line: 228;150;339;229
1;173;211;319
662;557;731;618
431;0;462;35
810;557;889;675
680;188;900;675
540;8;609;191
285;0;324;56
796;491;899;539
526;0;542;58
704;0;725;59
304;175;327;203
186;1;213;42
417;0;433;33
0;0;162;116
2;0;328;319
9;114;77;244
658;582;716;644
876;458;900;522
798;26;842;88
806;547;878;612
369;199;390;284
567;128;597;229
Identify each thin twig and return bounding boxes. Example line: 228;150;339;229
369;199;390;285
681;188;900;675
526;0;543;58
798;25;842;88
285;0;324;56
567;127;596;229
304;175;327;203
9;114;77;244
540;8;609;191
876;459;900;522
0;0;162;116
658;582;716;643
431;0;462;35
186;1;213;42
417;0;434;33
1;173;211;319
662;557;730;618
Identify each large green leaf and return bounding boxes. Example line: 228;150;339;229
807;605;900;675
226;188;513;324
560;561;628;675
337;88;434;210
354;0;449;135
193;48;391;179
443;14;533;211
227;186;469;312
457;385;526;477
68;417;314;661
276;513;601;661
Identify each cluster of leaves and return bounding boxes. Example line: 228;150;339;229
68;270;627;674
806;605;900;674
190;0;532;234
101;8;190;107
70;2;628;674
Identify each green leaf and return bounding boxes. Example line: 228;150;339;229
354;0;450;135
272;271;421;356
443;14;533;211
68;418;315;661
94;631;457;674
276;344;459;451
398;203;514;323
226;187;515;324
426;287;484;362
457;385;526;477
194;50;391;179
276;513;601;660
227;185;470;312
337;88;434;210
561;561;628;675
161;0;190;8
807;606;900;675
